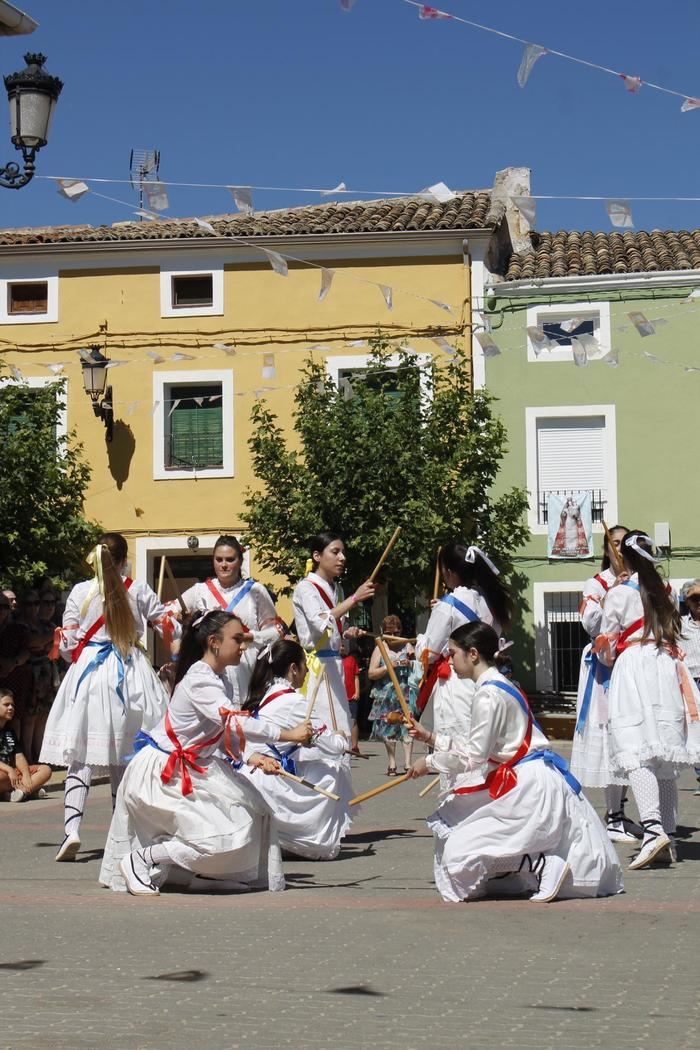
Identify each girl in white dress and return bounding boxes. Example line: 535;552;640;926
408;622;622;904
413;542;510;792
595;531;700;870
240;638;353;859
99;612;313;896
292;532;375;740
40;533;179;862
177;535;284;704
570;525;637;843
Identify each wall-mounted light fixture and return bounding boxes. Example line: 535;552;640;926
79;345;114;442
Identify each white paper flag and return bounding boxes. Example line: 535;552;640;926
8;365;24;381
418;5;452;19
105;359;127;369
629;311;655;337
309;343;333;352
168;399;181;418
55;178;90;201
513;195;537;225
318;268;334;302
602;349;619;367
262;353;276;379
422;181;456;203
684;366;700;374
681;98;700;113
346;339;366;347
560;317;586;334
134;209;160;222
151;400;161;416
475;332;501;357
320;182;346;197
193;397;204;407
39;362;65;374
170;353;194;361
263;249;288;277
340;0;356;10
517;44;547;87
228;186;253;213
571;337;589;367
143;182;169;212
126;401;139;416
147;351;165;364
213;342;236;355
379;284;393;310
194;218;217;236
620;74;642;94
605;199;634;229
432;336;456;355
527;326;554;355
429;299;454;313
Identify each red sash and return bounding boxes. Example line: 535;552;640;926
310;580;343;637
205;578;250;632
416;653;451;713
616;617;645;654
72;578;134;663
258;687;294;712
453;716;533;801
594;573;610;592
160;708;224;797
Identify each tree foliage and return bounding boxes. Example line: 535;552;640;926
243;342;529;604
0;378;101;591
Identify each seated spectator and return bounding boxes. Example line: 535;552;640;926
17;590;55;763
0;687;51;802
0;592;32;738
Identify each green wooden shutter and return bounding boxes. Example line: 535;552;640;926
169;401;223;468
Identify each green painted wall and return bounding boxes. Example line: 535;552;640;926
485;283;700;693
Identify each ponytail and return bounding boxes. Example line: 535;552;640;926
440;540;513;631
96;533;137;659
621;530;681;647
244;638;306;711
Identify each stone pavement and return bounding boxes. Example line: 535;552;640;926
2;744;699;1050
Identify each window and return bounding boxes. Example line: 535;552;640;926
326;352;432;404
525;405;617;532
8;281;48;315
0;274;58;325
152;370;233;480
160;265;223;318
526;301;611;363
533;584;587;694
0;375;68;441
171;274;213;309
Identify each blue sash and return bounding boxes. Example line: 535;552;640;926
75;640;129;709
622;580;640;592
125;730;169;762
575;650;611;735
251;709;299;773
226;577;256;613
517;748;582;795
440;593;480;622
489;678;544;735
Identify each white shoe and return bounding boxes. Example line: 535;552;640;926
606;820;637;843
55;833;81;861
655;837;677;864
36;787;48;799
119;851;160;896
628;831;671;870
530;855;571;903
10;788;28;803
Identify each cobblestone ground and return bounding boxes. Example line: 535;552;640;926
1;743;699;1050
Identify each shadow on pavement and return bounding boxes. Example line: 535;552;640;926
143;970;209;982
328;984;386;997
0;960;46;971
343;828;417;844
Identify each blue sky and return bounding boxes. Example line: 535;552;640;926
1;0;699;234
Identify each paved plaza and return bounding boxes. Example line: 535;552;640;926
2;743;699;1050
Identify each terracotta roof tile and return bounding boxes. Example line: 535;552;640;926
505;229;700;281
0;191;493;248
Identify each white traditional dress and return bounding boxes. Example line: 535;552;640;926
240;678;353;859
40;578;178;771
292;572;351;739
99;660;285;892
596;575;700;777
570;568;626;787
178;577;283;704
426;669;623;903
414;587;497;792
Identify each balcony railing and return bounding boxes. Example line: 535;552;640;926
538;488;606;526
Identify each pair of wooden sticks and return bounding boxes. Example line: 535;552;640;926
156;555;187;617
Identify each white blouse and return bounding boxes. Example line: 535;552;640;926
292;573;345;653
59;578;180;660
245;678;347;761
596;575;647;665
580;567;616;640
415;587;497;664
178;578;280;646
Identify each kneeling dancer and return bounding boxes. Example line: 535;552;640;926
99;612;312;896
409;623;622;904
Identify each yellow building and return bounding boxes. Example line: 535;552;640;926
0;184;511;630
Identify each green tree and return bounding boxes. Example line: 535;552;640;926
243;341;529;606
0;378;101;590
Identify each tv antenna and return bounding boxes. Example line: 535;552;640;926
129;149;160;217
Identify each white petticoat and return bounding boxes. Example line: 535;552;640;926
40;646;168;771
570;644;626;788
242;750;353;860
99;746;284;892
427;758;623;903
431;672;475;794
607;644;700;776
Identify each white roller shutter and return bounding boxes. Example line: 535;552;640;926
537;416;606;494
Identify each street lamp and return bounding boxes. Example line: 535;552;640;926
1;52;62;189
80;346;114;442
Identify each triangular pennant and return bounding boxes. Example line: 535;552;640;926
147;351;165;363
39;362;65;374
346;339;366;347
379;284;393;310
263;249;288;276
194;217;217;235
620;74;642;94
513;195;536;225
475;332;501;357
681;98;700;113
517;44;547;87
526;326;555;355
432;336;456;355
560;317;587;334
602;349;619;368
262;353;276;379
429;299;454;313
193;397;204;407
151;400;161;416
170;353;195;362
320;181;346;197
605;199;634;229
228;186;253;213
213;342;236;355
421;181;456;203
629;311;655;337
134;209;160;222
168;399;181;417
418;5;453;19
8;365;24;381
126;401;139;416
571;337;589;367
318;268;334;302
55;178;90;201
143;182;169;212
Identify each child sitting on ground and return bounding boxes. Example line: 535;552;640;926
0;687;52;802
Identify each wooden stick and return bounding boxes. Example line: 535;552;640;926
277;768;340;801
418;775;440;798
349;772;411;807
603;520;625;576
163;556;187;617
375;636;413;723
304;673;324;720
323;668;339;733
345;750;370;759
157;555;166;601
368;526;401;583
381;634;417;645
433;546;442;602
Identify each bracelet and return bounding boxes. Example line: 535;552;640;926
350;593;359;604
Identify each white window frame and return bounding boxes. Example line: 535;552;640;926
152;369;233;481
325;350;432;403
525;404;617;534
0;274;58;325
159;264;223;318
533;581;585;692
0;374;68;439
525;300;611;363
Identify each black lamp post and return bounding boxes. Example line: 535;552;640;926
1;52;62;189
80;346;114;442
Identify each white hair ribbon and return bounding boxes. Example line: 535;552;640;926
465;545;500;576
257;643;274;664
623;534;663;563
191;611;209;628
498;637;514;653
80;544;106;616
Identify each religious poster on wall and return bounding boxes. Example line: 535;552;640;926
547;491;593;559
